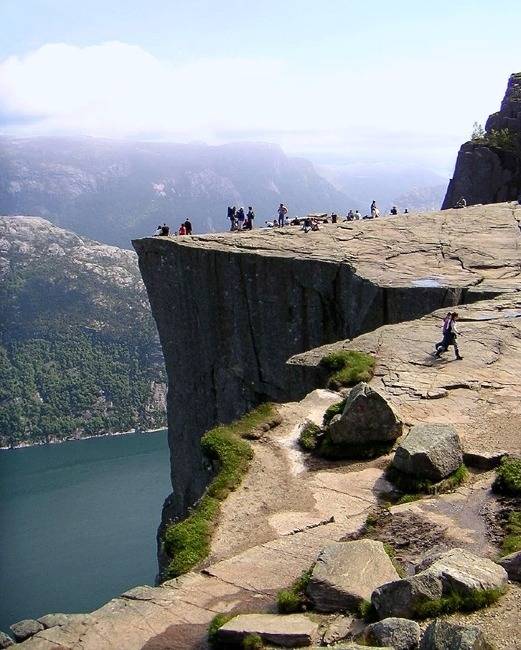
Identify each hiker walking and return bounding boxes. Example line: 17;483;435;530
435;312;463;360
277;203;288;226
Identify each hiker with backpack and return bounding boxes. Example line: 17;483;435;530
434;312;463;360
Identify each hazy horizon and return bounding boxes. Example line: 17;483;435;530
1;0;519;177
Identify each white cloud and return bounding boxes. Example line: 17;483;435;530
0;40;509;170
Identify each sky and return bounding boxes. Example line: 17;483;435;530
0;0;520;176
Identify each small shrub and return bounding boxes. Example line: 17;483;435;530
298;420;321;452
493;456;521;495
502;511;521;556
208;613;234;647
243;634;263;649
320;350;375;389
413;587;505;619
396;493;422;505
277;567;313;613
386;464;468;495
322;398;347;426
359;599;378;622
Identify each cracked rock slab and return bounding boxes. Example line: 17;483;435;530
217;613;319;647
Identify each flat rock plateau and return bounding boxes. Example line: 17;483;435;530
16;202;521;649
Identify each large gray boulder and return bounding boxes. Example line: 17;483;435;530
328;383;402;445
372;548;507;619
0;632;14;649
217;613;319;647
365;617;421;649
392;423;463;481
498;550;521;581
420;619;493;649
10;618;44;642
307;540;399;612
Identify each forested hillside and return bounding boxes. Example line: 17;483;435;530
0;216;166;447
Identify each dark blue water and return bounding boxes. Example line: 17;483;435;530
0;431;171;634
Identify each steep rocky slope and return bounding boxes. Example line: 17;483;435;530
133;202;519;521
0;216;166;446
0;138;351;247
443;72;521;208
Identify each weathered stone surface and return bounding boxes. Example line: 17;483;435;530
10;619;44;642
0;632;14;648
372;571;443;619
443;72;521;209
498;551;521;582
372;548;507;619
321;614;356;645
365;617;421;650
217;613;319;647
463;449;507;469
37;613;73;629
307;540;399;612
392;423;463;481
420;619;493;649
134;202;521;527
328;382;402;445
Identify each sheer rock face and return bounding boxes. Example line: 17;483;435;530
133;202;520;525
443;72;521;209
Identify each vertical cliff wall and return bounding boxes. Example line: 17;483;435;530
443;72;521;209
133;206;517;533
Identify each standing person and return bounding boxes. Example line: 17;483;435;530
237;207;245;230
228;206;236;231
178;223;187;236
277;203;288;226
390;206;398;215
246;206;255;230
434;312;452;354
435;312;463;360
370;200;377;218
184;218;192;235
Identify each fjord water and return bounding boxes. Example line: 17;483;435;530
0;431;170;634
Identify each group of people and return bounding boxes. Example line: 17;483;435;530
227;206;256;231
154;219;192;237
434;312;463;360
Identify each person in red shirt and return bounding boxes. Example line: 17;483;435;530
178;223;187;236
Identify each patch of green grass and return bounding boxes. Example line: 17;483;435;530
243;634;264;649
395;493;423;505
277;567;313;613
322;398;347;426
208;613;234;647
502;511;521;556
318;432;394;460
386;464;469;495
320;350;375;389
413;587;505;619
163;405;275;578
383;543;407;578
298;420;321;452
358;599;378;622
493;456;521;496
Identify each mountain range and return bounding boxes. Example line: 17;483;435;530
0;216;166;447
0;137;354;248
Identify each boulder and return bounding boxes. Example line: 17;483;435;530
392;423;463;481
463;449;507;470
328;383;402;445
0;632;14;649
498;550;521;581
10;618;44;642
217;613;319;647
365;617;421;649
307;540;399;612
420;619;493;649
372;548;507;619
37;613;70;628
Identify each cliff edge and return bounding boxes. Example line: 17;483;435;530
443;72;521;209
133;202;520;528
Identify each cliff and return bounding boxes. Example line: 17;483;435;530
443;72;521;208
133;202;520;525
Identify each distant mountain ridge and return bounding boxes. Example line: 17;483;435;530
0;216;166;447
0;137;353;247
